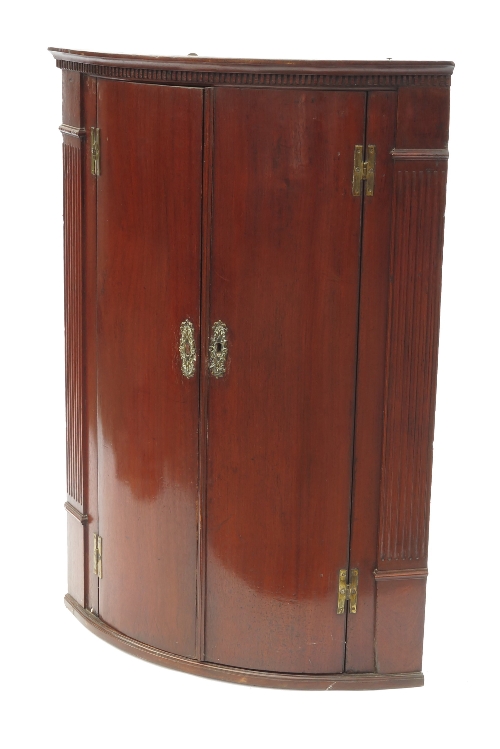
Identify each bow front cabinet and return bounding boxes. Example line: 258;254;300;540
51;48;453;689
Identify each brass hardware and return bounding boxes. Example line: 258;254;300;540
93;533;102;579
337;568;358;614
90;127;100;176
352;145;376;197
208;321;228;378
179;320;197;378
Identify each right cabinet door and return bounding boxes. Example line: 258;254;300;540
205;88;367;673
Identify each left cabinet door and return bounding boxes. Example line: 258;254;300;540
96;81;204;657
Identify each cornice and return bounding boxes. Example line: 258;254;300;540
49;49;454;89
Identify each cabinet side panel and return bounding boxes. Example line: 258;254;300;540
63;139;84;508
62;69;81;127
346;91;397;673
81;76;98;613
375;86;450;673
67;515;85;605
62;72;85;605
376;155;447;672
396;87;450;149
379;163;447;568
375;576;427;673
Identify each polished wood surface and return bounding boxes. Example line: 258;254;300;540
66;594;424;690
205;88;364;673
81;74;99;614
96;80;203;655
54;51;453;688
61;69;85;608
196;87;215;660
378;161;447;570
396;87;450;149
345;90;397;673
374;570;428;673
49;47;454;79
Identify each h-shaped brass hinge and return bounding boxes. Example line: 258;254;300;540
90;127;100;177
93;533;102;579
352;145;376;197
337;568;358;614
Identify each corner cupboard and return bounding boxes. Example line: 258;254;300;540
51;48;453;689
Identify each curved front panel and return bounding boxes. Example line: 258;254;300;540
96;80;204;656
205;88;366;673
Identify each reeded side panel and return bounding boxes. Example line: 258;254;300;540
379;163;447;567
63;141;84;506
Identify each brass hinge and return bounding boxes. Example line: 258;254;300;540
90;127;100;177
93;533;102;579
352;145;376;197
337;568;358;614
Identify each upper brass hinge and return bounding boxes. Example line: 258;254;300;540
90;127;100;177
337;568;358;614
352;145;376;197
93;533;102;579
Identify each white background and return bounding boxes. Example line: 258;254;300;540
1;2;499;747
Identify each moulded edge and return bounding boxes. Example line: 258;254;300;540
64;501;88;525
64;594;424;690
48;48;454;77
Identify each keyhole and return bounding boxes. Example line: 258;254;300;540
216;342;222;353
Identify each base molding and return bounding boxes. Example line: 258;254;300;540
65;595;424;690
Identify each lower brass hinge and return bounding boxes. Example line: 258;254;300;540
93;533;102;579
90;127;100;177
352;145;376;197
337;568;358;614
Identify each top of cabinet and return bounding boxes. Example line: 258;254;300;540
49;48;454;89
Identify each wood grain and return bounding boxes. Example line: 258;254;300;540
396;87;450;149
61;69;87;609
374;568;428;580
375;576;427;673
392;148;449;160
379;164;447;567
196;87;215;660
96;80;204;656
53;59;452;686
346;90;397;673
62;68;82;126
81;74;99;613
63;139;84;507
66;594;424;690
205;87;365;673
50;48;454;89
64;501;88;524
67;519;85;606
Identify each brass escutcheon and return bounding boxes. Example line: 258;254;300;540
179;319;196;378
209;321;228;378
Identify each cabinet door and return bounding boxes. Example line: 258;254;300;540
205;88;366;673
96;81;203;657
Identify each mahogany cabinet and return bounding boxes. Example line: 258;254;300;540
51;48;453;689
